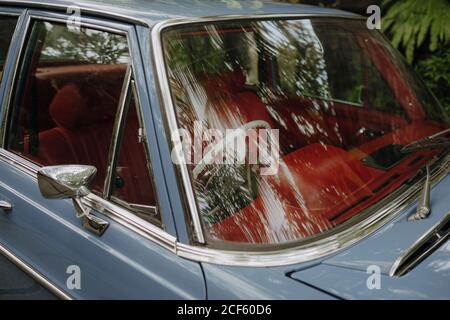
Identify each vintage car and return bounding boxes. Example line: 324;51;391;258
0;0;448;299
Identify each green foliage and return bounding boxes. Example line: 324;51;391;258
383;0;450;115
382;0;450;63
416;44;450;115
40;25;129;64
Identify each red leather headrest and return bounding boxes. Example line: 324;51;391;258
222;68;246;92
49;83;86;129
49;82;117;129
201;68;246;95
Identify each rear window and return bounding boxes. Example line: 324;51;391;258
7;20;129;193
0;16;18;81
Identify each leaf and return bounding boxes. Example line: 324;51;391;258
417;15;431;47
383;0;450;63
406;38;415;63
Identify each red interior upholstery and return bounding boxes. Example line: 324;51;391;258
202;69;275;129
26;64;127;133
359;35;425;120
329;101;409;146
194;64;446;244
209;144;379;242
113;107;156;206
25;79;118;192
23;64;155;204
269;96;344;149
209;119;445;243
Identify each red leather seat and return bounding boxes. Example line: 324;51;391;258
27;82;117;193
24;71;155;205
113;106;156;206
201;68;275;130
269;96;344;149
209;144;379;243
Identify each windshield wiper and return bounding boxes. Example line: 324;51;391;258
401;128;450;153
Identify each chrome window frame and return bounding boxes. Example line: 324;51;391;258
0;11;177;253
0;7;72;300
0;6;448;269
151;14;450;266
105;72;161;225
103;65;134;199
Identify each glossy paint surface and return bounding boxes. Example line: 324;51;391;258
0;5;205;299
0;160;205;299
0;0;448;300
322;174;450;275
0;253;56;299
205;174;450;299
286;176;450;299
202;263;337;299
0;0;358;25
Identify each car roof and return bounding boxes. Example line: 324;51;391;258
0;0;361;26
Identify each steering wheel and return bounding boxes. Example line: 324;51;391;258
193;120;273;220
193;120;272;179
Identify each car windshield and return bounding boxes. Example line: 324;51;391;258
162;18;449;246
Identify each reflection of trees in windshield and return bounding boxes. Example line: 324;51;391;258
163;19;449;246
262;20;331;100
40;23;129;64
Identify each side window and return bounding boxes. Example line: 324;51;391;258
111;92;160;224
0;16;18;81
7;20;130;194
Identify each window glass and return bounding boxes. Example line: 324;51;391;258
0;16;18;81
276;21;404;115
163;19;449;246
7;20;130;194
168;26;259;86
111;94;160;224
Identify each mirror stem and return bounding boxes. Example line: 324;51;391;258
72;197;109;235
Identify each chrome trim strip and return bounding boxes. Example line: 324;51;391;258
0;148;39;174
0;148;177;252
153;13;363;30
176;154;450;267
1;133;449;267
84;193;177;252
150;14;371;246
0;11;20;17
27;13;130;34
150;14;450;266
1;13;131;146
0;12;177;253
103;64;133;198
390;210;450;277
0;241;71;300
129;78;162;217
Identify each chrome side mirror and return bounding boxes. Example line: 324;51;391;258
37;165;109;235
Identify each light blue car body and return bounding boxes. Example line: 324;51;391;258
0;0;448;299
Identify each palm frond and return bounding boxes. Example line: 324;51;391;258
382;0;450;63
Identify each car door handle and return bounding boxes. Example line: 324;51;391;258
0;200;12;211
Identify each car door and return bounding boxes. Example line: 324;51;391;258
0;7;58;299
0;8;205;299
